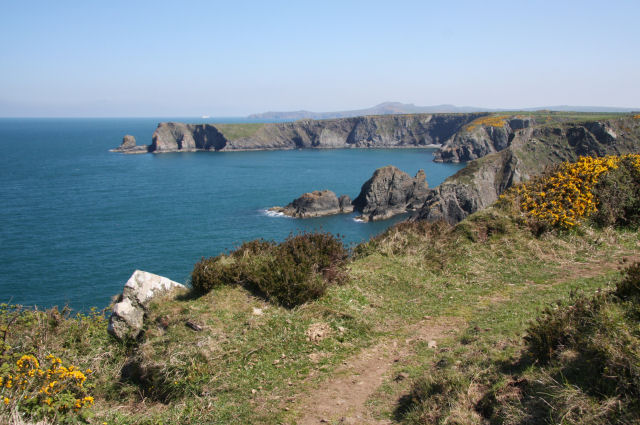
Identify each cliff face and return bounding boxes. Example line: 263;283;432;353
352;166;429;221
433;117;534;163
415;118;640;223
116;113;487;153
150;122;227;152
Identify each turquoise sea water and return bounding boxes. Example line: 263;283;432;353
0;118;465;310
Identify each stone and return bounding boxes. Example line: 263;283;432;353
338;194;353;213
110;134;149;154
352;166;429;221
121;135;136;149
108;270;186;340
271;190;342;218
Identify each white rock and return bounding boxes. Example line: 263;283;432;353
108;270;185;340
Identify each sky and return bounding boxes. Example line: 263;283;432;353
1;0;639;117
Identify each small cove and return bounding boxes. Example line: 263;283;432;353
0;118;465;310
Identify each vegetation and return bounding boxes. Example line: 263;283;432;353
504;154;640;230
214;123;265;141
464;115;509;132
192;232;348;307
3;154;640;424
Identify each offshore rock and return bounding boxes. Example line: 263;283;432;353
271;190;343;218
352;166;429;221
121;135;136;149
108;270;186;340
110;134;148;154
338;195;354;213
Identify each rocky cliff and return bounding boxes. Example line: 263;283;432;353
270;190;353;218
433;116;534;163
415;117;640;223
353;166;429;221
115;113;487;153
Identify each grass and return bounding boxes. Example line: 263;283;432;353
214;123;265;141
2;186;640;423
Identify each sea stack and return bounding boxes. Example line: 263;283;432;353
352;166;429;221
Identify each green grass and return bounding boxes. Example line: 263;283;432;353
214;123;265;141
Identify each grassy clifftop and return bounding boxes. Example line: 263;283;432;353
2;155;640;424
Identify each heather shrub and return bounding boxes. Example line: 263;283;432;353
616;261;640;300
484;263;640;424
190;232;347;307
590;156;640;228
524;292;604;364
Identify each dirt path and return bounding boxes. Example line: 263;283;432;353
296;317;462;425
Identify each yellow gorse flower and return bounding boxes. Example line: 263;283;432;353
1;353;94;415
506;154;640;229
465;115;509;132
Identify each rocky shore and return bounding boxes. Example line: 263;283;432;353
271;166;429;222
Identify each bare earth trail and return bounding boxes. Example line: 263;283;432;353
295;317;463;425
292;248;640;425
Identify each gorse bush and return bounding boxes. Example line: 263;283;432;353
0;354;94;424
0;304;122;425
191;232;348;307
504;154;640;231
464;115;508;132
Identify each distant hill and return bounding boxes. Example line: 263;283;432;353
247;102;639;120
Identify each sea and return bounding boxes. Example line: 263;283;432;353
0;118;465;311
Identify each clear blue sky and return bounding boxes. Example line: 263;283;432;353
1;0;638;117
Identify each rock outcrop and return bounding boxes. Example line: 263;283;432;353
433;117;534;163
114;113;487;153
338;195;354;213
110;134;148;154
415;118;640;224
150;122;227;153
352;166;429;221
271;190;353;218
108;270;186;340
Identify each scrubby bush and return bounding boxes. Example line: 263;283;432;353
590;156;640;228
190;232;348;307
616;261;640;300
488;263;640;423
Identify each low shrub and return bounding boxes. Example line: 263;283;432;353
590;156;640;228
616;261;640;300
0;354;94;424
190;232;348;307
394;372;469;424
488;263;640;423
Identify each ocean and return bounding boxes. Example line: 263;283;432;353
0;118;465;311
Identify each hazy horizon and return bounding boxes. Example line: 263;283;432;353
2;0;639;117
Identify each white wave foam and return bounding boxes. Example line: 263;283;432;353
262;209;290;218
